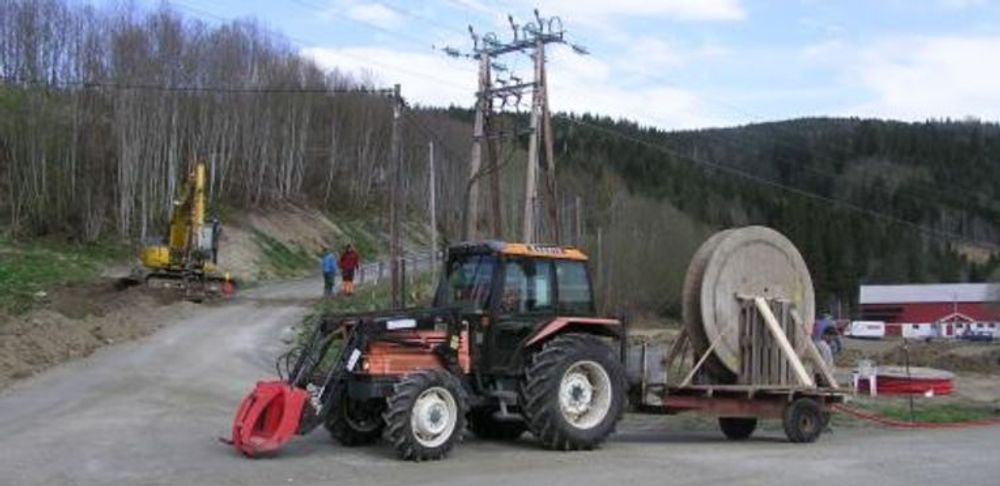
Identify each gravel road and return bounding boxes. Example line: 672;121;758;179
1;278;997;486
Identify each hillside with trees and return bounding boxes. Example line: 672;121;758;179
2;0;998;319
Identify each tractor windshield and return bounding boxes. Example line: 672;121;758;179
434;253;497;311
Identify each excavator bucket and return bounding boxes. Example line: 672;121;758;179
230;380;309;457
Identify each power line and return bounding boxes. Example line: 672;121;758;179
1;75;396;95
164;0;471;96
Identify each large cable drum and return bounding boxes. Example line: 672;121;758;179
682;226;815;382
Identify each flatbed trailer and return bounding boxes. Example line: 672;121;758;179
625;294;848;443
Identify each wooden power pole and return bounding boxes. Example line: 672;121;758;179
464;54;489;241
446;11;586;244
389;83;403;309
428;140;438;277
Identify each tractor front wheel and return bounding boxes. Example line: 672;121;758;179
521;333;626;451
383;369;468;461
325;386;384;446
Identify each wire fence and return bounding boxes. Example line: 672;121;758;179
351;250;439;289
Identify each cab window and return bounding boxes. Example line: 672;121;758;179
556;260;593;315
499;258;553;314
436;254;496;310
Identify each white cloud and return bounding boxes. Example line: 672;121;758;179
849;35;1000;120
302;44;725;129
345;3;404;31
526;0;747;23
303;47;475;107
545;47;726;128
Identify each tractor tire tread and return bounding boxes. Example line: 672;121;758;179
521;333;625;451
382;369;468;461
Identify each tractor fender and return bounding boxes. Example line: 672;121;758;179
525;317;623;348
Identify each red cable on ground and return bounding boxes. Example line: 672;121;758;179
832;403;1000;429
857;377;954;396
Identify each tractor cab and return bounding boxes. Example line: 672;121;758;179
434;242;599;374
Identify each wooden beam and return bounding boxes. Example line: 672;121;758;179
753;297;814;387
679;328;726;388
791;310;840;389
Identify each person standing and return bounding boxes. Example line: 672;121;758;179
321;248;339;297
339;244;360;296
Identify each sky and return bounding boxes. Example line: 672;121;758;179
132;0;1000;130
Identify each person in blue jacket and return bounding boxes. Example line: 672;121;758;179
321;248;339;297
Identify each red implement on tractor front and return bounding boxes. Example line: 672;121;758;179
228;316;355;457
230;380;308;456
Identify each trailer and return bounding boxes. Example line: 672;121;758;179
627;304;848;443
626;228;847;443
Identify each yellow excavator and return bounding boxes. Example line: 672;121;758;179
123;162;235;301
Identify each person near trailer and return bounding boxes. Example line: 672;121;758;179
321;247;339;298
339;244;360;296
813;313;841;366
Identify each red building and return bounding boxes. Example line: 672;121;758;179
859;284;1000;338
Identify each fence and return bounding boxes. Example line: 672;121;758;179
352;250;439;289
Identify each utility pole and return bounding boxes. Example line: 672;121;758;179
574;195;582;245
445;10;586;244
465;54;489;241
522;45;542;243
389;83;402;309
428;141;438;277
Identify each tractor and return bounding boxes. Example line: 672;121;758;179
231;241;627;460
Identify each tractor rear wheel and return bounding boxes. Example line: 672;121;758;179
718;417;757;440
383;369;468;461
468;408;526;440
325;386;384;446
521;333;626;451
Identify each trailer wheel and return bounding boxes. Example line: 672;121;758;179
383;369;467;461
522;334;626;451
783;398;823;443
718;417;757;440
468;408;526;440
325;387;384;446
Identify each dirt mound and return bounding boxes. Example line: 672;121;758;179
0;286;194;390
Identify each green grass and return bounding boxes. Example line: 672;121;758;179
0;236;128;314
251;230;316;279
851;399;998;424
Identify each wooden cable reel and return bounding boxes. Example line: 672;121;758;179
682;226;815;383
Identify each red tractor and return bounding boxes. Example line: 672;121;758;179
231;241;627;460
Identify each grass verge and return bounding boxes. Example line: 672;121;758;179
0;236;127;314
251;230;316;279
849;398;998;424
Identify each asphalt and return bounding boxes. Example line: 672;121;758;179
1;278;998;486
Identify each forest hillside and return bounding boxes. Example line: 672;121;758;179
1;0;998;318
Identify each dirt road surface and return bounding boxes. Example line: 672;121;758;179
1;279;998;486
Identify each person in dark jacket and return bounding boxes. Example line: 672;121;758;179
321;248;338;297
339;244;360;296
